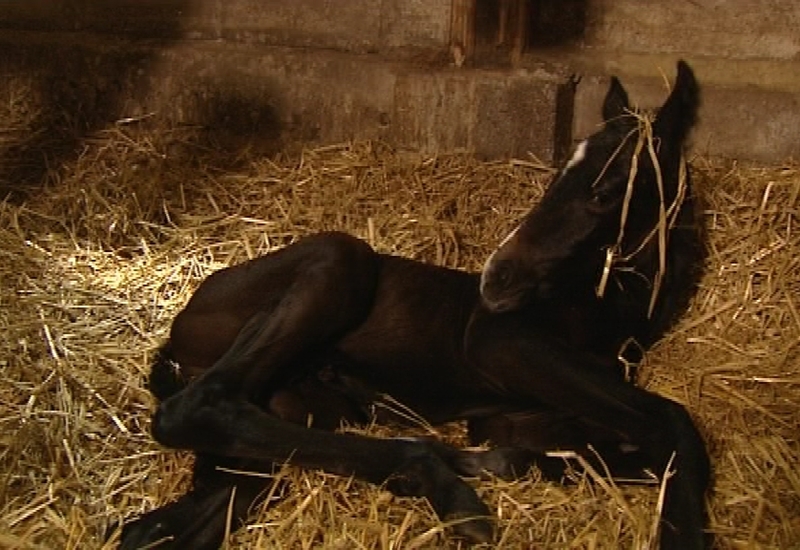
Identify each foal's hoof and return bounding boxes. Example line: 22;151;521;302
117;488;231;550
119;517;174;550
434;470;494;544
387;453;495;544
447;510;494;544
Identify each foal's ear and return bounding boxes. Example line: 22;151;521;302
602;76;631;123
653;60;700;144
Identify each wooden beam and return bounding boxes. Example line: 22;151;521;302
450;0;475;66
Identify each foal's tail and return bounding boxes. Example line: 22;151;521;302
147;342;187;402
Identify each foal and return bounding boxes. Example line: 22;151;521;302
120;60;709;549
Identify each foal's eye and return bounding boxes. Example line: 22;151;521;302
591;187;615;205
590;178;625;207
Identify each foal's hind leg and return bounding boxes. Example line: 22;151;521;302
151;234;385;451
154;396;494;543
121;370;374;549
166;232;383;397
123;234;384;549
119;455;274;550
146;234;493;542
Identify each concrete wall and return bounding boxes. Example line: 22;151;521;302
0;0;798;169
563;0;800;161
583;0;800;61
0;0;452;52
571;57;800;163
0;0;574;184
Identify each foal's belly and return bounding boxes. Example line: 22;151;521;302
334;255;497;422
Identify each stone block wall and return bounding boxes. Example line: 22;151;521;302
1;0;798;166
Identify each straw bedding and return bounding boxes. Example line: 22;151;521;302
1;122;798;549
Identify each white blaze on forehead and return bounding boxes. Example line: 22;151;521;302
562;140;587;174
480;225;519;293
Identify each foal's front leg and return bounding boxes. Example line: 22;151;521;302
467;408;656;482
466;311;710;550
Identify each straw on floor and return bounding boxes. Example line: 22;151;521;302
1;124;798;549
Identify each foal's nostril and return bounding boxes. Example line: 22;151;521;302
481;258;521;311
492;260;514;290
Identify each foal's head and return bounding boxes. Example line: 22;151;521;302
481;61;699;313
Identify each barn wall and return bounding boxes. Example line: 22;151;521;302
584;0;800;61
0;0;572;168
0;0;798;166
570;0;800;161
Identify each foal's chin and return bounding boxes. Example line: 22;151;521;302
480;296;517;314
480;285;539;313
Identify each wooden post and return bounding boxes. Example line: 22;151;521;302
511;0;528;64
499;0;528;64
450;0;475;67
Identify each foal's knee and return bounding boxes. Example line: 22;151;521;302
151;376;233;450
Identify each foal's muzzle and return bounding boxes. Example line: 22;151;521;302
480;259;540;313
